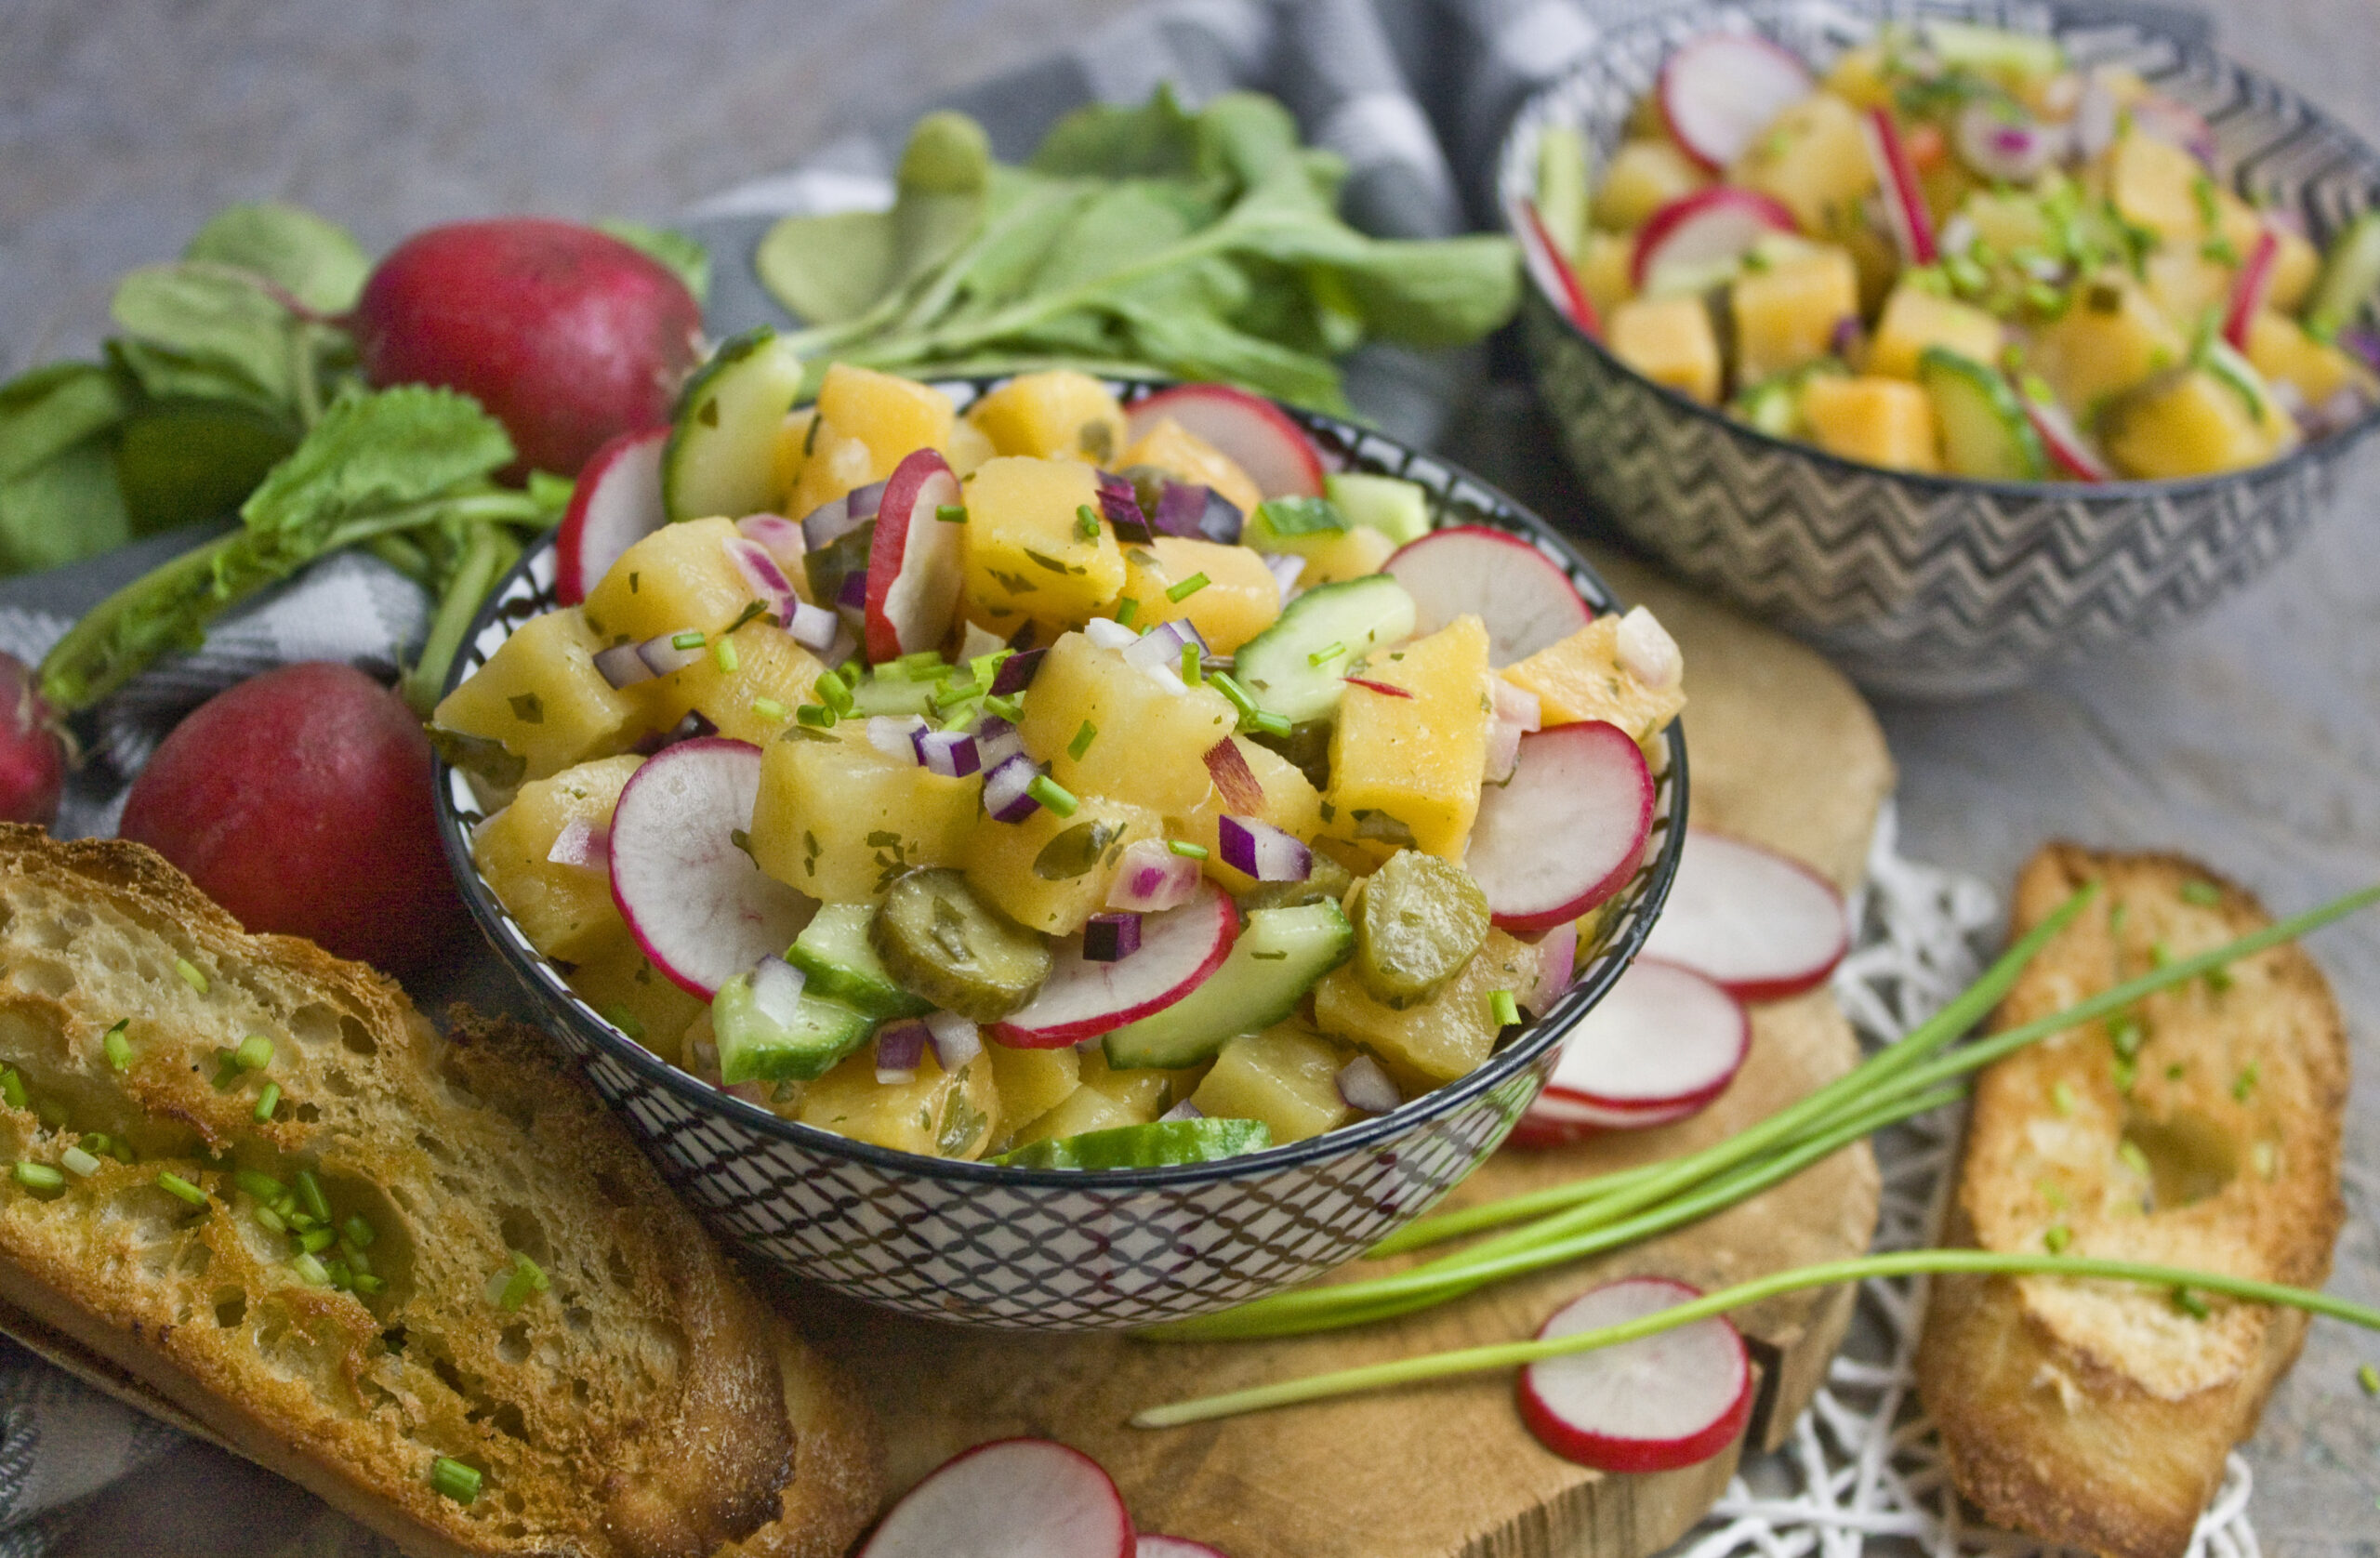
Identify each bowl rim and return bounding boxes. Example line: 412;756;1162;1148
1497;0;2380;500
432;376;1692;1193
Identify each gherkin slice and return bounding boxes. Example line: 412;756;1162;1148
1351;850;1489;1009
870;868;1051;1022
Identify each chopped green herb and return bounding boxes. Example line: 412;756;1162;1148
233;1168;285;1202
1490;990;1521;1027
2043;1223;2072;1254
1306;640;1344;668
1167;839;1210;860
296;1168;331;1221
2109;1015;2145;1058
12;1162;62;1192
1245;709;1291;738
723;599;769;636
670;629;706;652
1180;640;1203;686
713;638;740;673
488;1250;549;1312
935;504;968;524
982;693;1024;724
156;1171;208;1208
343;1215;377;1249
299;1226;336;1254
2149;940;2173;970
103;1022;131;1072
1116;597;1140;628
1067;720;1098;760
254;1082;281;1122
2205;963;2234;995
350;1272;386;1295
2114;1056;2138;1094
794;703;836;728
2233;1062;2259;1102
290;1252;330;1286
1027;774;1079;817
175;957;210;995
235;1035;275;1071
814;668;854;715
2119;1140;2152;1179
1165;573;1210;603
1076;505;1102;541
60;1146;99;1179
1210;671;1257;718
2171;1286;2211;1319
2052;1080;2077;1116
2360;1363;2380;1395
0;1071;23;1112
751;696;787;721
2037;1178;2069;1211
430;1457;483;1505
1253;496;1348;537
2183;879;2222;904
253;1203;287;1234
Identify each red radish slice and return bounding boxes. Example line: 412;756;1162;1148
1629;186;1800;294
555;426;668;604
607;738;816;998
2223;227;2281;352
1137;1540;1231;1558
1465;721;1653;932
1640;829;1848;1002
1864;107;1938;267
989;881;1237;1049
1659;33;1816;171
1519;201;1601;337
1517;1277;1752;1472
1125;384;1325;499
2018;390;2110;482
864;448;967;662
1383;526;1592;667
859;1438;1134;1558
1545;957;1747;1121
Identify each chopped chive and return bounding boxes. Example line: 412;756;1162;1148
2;1069;26;1113
1180;641;1202;685
296;1169;331;1221
814;668;853;715
2171;1286;2211;1319
1168;839;1210;860
350;1272;385;1295
253;1204;286;1234
299;1226;336;1254
233;1168;285;1202
794;703;836;728
323;1259;353;1288
751;696;787;721
1026;775;1078;817
2043;1223;2072;1253
981;693;1024;724
1165;573;1210;603
2360;1363;2380;1395
492;1251;549;1311
31;1099;64;1132
723;599;769;635
935;504;968;524
2036;1178;2069;1211
2114;1055;2138;1094
2149;940;2173;969
103;1021;131;1072
713;638;739;673
2182;880;2221;906
1245;709;1291;738
1306;640;1345;668
211;1050;245;1090
1075;504;1102;541
1068;720;1097;760
670;629;706;651
60;1146;99;1179
2052;1080;2077;1116
235;1035;275;1072
1490;990;1521;1027
1210;671;1257;718
430;1457;483;1505
2108;1015;2144;1058
343;1215;377;1249
2205;963;2233;995
175;958;209;995
13;1162;62;1191
156;1171;208;1208
254;1083;281;1122
1115;597;1140;627
2233;1062;2259;1102
2109;902;2129;936
2119;1140;2151;1178
344;1246;373;1277
290;1252;330;1287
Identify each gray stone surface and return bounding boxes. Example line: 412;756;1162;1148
2;0;2375;1552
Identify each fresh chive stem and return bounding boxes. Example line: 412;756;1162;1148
103;1021;131;1071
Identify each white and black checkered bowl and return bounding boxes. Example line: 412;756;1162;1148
1498;0;2380;699
432;380;1688;1331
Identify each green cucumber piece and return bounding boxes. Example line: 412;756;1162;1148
990;1117;1272;1170
1231;574;1417;725
662;326;805;522
1920;347;2047;480
1534;125;1591;263
1322;472;1431;546
2305;211;2380;341
711;970;875;1084
1921;20;2065;83
1103;901;1354;1070
787;904;934;1021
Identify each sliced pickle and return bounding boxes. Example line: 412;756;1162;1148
870;867;1051;1022
1350;850;1489;1010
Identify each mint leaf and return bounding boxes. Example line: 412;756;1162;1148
596;219;712;306
241;384;512;542
184;202;370;313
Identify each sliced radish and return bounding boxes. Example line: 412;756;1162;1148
1137;1540;1231;1558
1546;957;1747;1123
1629;186;1801;296
864;447;967;662
859;1438;1134;1558
607;738;816;998
1640;829;1847;1002
1518;200;1601;337
2223;227;2281;353
1658;33;1816;171
1517;1277;1752;1472
988;881;1237;1049
555;426;668;605
1465;721;1653;931
2018;390;2110;482
1382;526;1592;667
1864;107;1938;267
1125;384;1324;499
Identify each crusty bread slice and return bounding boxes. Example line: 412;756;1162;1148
1916;845;2347;1558
0;825;880;1558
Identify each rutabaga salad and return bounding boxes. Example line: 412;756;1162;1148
437;358;1686;1169
1528;19;2380;482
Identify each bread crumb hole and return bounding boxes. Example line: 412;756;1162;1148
570;1376;589;1404
591;1170;633;1210
564;1307;591;1332
605;1247;634;1290
24;918;71;952
324;1068;358;1098
2122;1108;2239;1209
12;958;73;998
488;1403;528;1442
293;1102;320;1123
338;1017;377;1057
415;1131;455;1164
496;1323;530;1366
497;1206;550;1264
288;1005;341;1048
213;1289;246;1328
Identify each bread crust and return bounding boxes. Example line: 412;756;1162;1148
0;825;880;1558
1915;844;2347;1558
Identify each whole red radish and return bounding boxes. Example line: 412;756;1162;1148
0;654;67;828
118;662;462;973
352;218;703;479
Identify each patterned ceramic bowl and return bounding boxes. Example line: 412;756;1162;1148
1498;0;2380;698
433;380;1688;1331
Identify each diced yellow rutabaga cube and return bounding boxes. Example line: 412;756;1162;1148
2103;366;2296;479
1592;139;1712;233
1171;736;1324;895
984;1040;1080;1148
1075;1050;1202;1121
1576;229;1638;316
1007;1080;1142;1147
1728;93;1877;234
1015;629;1236;814
1116;416;1265;519
959;456;1126;634
799;1048;999;1159
781;416;877;523
1242;514;1396;588
1606;295;1723;403
2246;310;2374;406
1325;615;1490;863
1498;616;1686;743
814;362;956;478
1822;44;1897;110
964;795;1161;936
1189;1026;1352;1143
1957;190;2052;257
470;753;643;962
945;416;997;477
2109;132;2219;244
1731;247;1860;384
2030;273;2187;412
1116;537;1281;654
434;608;652;781
1800;375;1941;471
750;728;982;903
644;617;825;745
964;370;1128;465
2266;225;2320;314
562;939;706;1065
1865;283;2003;381
2142;244;2234;326
1312;930;1541;1088
771;407;817;509
582;516;755;645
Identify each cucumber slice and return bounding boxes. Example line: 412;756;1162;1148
1534;125;1591;263
1103;901;1354;1070
2305;211;2380;341
990;1117;1272;1170
1322;472;1431;545
1920;347;2047;480
711;970;875;1084
787;904;934;1021
1231;574;1417;725
663;326;805;523
1921;20;2064;83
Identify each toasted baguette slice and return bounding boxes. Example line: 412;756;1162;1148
0;825;880;1558
1916;845;2347;1558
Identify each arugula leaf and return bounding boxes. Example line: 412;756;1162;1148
597;219;713;306
183;203;370;313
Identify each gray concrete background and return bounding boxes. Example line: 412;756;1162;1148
3;0;2375;1552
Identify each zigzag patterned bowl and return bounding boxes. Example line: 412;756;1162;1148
433;379;1687;1330
1499;0;2380;698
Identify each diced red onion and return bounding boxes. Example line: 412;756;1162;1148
2132;95;2216;166
1154;482;1242;544
836;570;868;611
1084;617;1139;651
786;600;840;651
594;641;654;688
546;817;610;869
1262;552;1306;598
1122;617;1205;674
2339;328;2380;375
868;714;927;761
1342;676;1413;700
1158;1100;1204;1123
875;1020;929;1083
972;714;1025;770
1528;922;1579;1009
736;513;807;572
1937;213;1978;257
1083;912;1143;963
1106;838;1202;912
1953;99;2062;183
2307;383;2372;437
1203;738;1264;812
925;1010;982;1071
1336;1054;1399;1115
721;536;799;622
1828;314;1864;360
983;752;1043;823
1096;470;1153;542
1483;717;1523;786
821;619;860;671
1490;678;1541;733
1616;606;1684;691
799;478;887;550
638;629;707;678
989;647;1045;694
631;709;719;755
914;727;982;779
1217;815;1311;882
750;955;808;1029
